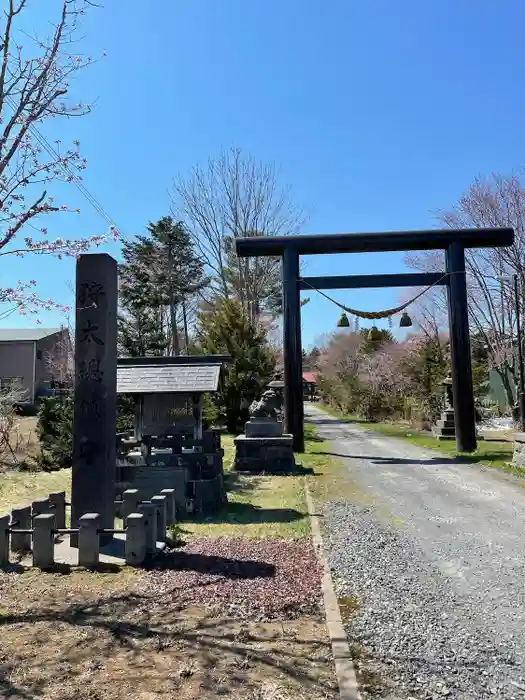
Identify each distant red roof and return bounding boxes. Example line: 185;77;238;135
303;372;317;384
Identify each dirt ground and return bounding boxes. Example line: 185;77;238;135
0;568;337;700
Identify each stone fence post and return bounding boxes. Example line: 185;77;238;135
33;514;55;569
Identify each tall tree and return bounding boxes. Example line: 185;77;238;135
171;148;305;322
118;217;207;355
406;172;525;407
0;1;112;318
117;307;167;357
194;298;276;432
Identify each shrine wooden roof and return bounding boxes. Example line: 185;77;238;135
117;362;222;395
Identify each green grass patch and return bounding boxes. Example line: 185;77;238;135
338;595;360;622
316;404;520;478
0;468;71;513
183;434;315;539
0;427;341;537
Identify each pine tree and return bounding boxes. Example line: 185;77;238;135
119;217;207;355
194;299;276;431
118;307;167;357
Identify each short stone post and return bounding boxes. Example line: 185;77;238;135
151;495;167;540
138;501;157;554
10;506;31;552
78;513;100;568
49;492;66;530
125;513;147;565
121;489;140;521
33;514;55;569
32;498;51;518
0;515;9;567
160;488;176;525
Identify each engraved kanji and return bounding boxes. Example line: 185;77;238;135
78;359;104;382
78;281;105;307
78;399;101;418
79;320;104;345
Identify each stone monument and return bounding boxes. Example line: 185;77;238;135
234;376;296;472
433;375;456;440
71;253;118;546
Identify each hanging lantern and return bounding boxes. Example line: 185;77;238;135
399;311;413;328
337;311;350;328
367;326;382;342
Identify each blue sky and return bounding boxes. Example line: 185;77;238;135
4;0;525;348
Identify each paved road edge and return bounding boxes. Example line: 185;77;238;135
306;484;362;700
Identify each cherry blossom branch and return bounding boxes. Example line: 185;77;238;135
0;0;113;316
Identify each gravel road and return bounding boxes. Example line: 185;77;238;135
305;404;525;700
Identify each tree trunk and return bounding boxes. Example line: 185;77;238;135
182;299;189;354
170;297;180;356
496;364;515;410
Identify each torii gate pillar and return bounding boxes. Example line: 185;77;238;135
282;248;304;452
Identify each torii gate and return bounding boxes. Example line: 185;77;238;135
236;227;515;454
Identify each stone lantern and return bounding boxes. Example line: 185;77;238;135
434;375;456;440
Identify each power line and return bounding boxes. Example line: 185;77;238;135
5;96;127;241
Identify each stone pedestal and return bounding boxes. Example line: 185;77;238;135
434;408;456;440
233;434;295;473
245;418;284;438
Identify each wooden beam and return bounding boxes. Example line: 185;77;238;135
282;248;304;453
446;242;476;452
299;272;446;291
236;227;514;257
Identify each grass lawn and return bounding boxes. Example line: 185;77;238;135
0;469;71;514
0;429;327;535
183;432;315;539
317;403;520;478
0;415;71;513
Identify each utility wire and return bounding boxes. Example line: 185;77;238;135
5;96;125;240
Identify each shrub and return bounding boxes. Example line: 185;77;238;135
194;299;276;432
37;394;140;470
116;394;135;433
37;396;73;470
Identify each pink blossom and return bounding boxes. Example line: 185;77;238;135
0;0;111;322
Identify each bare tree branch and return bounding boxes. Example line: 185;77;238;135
171;148;306;321
406;172;525;406
0;0;109;316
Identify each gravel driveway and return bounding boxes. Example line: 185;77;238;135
306;404;525;700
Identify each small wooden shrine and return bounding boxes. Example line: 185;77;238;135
117;355;229;445
116;355;230;515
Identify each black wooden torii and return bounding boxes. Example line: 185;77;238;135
236;227;515;454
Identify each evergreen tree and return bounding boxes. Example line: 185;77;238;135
118;307;167;357
194;299;276;431
118;217;207;355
